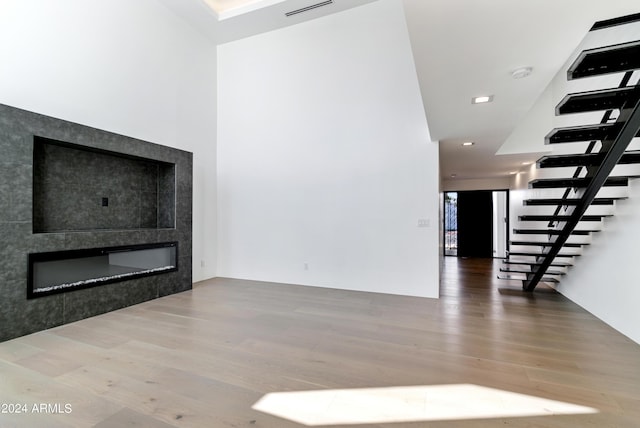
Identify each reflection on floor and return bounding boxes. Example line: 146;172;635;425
253;384;597;425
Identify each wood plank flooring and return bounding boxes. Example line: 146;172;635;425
0;257;639;427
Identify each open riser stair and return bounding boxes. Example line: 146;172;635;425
500;38;640;291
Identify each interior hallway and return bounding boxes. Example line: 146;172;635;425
0;258;639;427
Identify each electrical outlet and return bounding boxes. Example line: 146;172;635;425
304;263;309;271
201;260;205;268
417;218;430;227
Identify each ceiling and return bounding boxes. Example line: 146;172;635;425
203;0;286;19
403;0;640;185
160;0;640;184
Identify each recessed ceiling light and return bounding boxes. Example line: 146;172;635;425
509;171;517;175
511;67;533;79
451;174;457;178
521;161;532;165
472;95;494;104
462;142;475;146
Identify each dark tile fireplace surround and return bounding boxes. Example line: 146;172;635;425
0;103;192;342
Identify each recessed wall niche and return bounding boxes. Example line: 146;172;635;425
33;137;176;233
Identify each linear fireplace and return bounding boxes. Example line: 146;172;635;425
28;242;178;299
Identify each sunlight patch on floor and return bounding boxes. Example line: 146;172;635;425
252;384;598;426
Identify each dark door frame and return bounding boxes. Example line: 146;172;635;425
442;189;510;258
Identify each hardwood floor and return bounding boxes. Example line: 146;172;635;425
1;257;639;427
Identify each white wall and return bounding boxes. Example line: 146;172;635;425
492;191;508;258
441;177;511;192
555;178;640;344
0;0;218;281
217;0;439;298
510;160;640;345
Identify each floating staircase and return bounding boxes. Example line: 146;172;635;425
500;39;640;291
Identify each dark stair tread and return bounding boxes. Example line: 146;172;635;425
544;123;640;144
529;176;631;189
498;275;524;280
508;251;580;257
498;275;559;283
519;215;609;221
504;259;573;267
523;198;624;206
556;86;640;115
500;267;566;275
568;40;640;80
537;151;640;168
511;241;585;248
514;229;598;235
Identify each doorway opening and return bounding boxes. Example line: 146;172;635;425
443;190;509;258
444;192;458;256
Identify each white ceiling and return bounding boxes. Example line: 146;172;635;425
403;0;640;184
203;0;286;19
161;0;640;183
213;0;376;43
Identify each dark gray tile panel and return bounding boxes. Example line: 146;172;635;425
0;102;192;342
158;257;193;297
0;164;32;222
0;279;64;342
63;276;159;324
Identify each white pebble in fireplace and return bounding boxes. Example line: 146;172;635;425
28;242;178;298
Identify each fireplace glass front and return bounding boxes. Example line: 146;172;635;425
28;242;178;298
